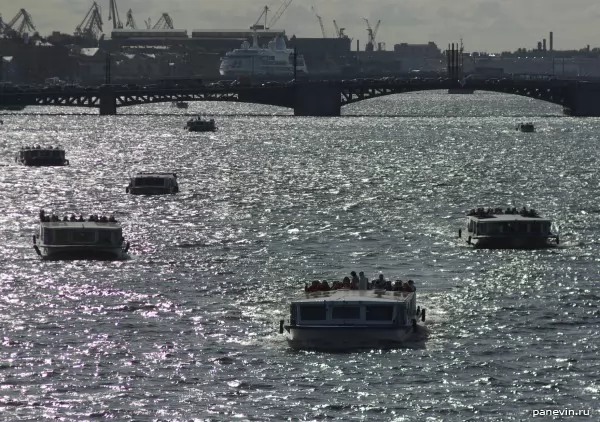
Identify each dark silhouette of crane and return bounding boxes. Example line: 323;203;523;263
75;2;103;43
152;13;174;30
125;9;137;29
363;18;381;52
251;0;293;30
108;0;123;29
4;9;37;38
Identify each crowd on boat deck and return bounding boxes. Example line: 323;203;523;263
21;145;61;150
39;210;117;223
467;206;540;218
305;271;416;293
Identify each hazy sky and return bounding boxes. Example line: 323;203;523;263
2;0;599;52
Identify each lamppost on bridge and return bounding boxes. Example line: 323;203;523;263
105;53;111;85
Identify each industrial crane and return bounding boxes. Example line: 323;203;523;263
125;9;137;29
333;20;347;38
5;8;37;37
75;1;103;42
363;18;381;51
251;0;292;30
311;6;326;38
108;0;123;29
152;13;174;30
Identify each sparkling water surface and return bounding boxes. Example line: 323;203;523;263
1;91;599;421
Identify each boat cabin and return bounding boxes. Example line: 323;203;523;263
38;221;125;247
466;215;552;237
16;146;69;166
288;290;418;328
126;172;179;194
186;117;216;132
516;122;535;132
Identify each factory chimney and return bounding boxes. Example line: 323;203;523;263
543;38;547;51
549;32;553;51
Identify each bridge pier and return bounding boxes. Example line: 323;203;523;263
294;83;341;116
99;86;117;115
564;83;600;116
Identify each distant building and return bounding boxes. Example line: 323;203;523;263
393;42;442;58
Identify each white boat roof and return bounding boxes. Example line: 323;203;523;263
292;289;414;305
41;222;122;230
133;172;176;178
468;214;550;222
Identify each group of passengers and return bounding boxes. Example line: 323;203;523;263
39;210;117;223
467;206;539;218
305;271;416;293
21;145;59;150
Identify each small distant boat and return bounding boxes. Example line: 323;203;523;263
186;116;216;132
16;145;69;166
279;281;425;351
459;206;559;249
516;122;535;132
126;172;179;195
0;105;25;111
33;210;130;260
172;101;189;109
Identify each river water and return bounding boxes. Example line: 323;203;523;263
0;91;598;421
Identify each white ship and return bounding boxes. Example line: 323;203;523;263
219;32;308;77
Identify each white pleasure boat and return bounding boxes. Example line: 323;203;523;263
126;172;179;195
33;210;130;260
459;206;559;248
279;287;425;350
220;32;308;77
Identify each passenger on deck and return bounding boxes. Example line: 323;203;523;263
393;281;403;291
331;280;341;290
350;271;359;285
69;214;77;222
305;280;320;292
39;209;45;221
62;216;68;222
350;279;358;290
108;215;116;222
358;271;368;290
77;215;85;222
342;277;351;289
320;280;331;291
407;280;416;292
374;274;386;289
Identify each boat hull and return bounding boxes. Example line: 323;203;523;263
126;186;177;195
18;159;69;166
285;325;417;351
467;235;557;249
34;245;129;261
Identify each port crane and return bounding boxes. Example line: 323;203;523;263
108;0;123;29
75;1;103;41
4;8;37;37
363;18;381;51
125;9;137;29
333;20;347;38
311;6;326;38
152;13;174;30
251;0;293;29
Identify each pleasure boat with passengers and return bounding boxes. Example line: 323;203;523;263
33;210;130;260
279;279;425;350
219;32;308;77
126;172;179;195
516;122;535;132
459;206;559;249
186;115;216;132
16;145;69;166
172;101;189;109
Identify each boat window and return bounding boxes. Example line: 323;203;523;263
477;223;487;235
134;177;166;187
365;305;394;321
332;306;361;319
52;230;69;244
70;230;96;244
98;230;113;244
299;306;326;321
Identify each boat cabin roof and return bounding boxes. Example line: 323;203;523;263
21;146;64;152
133;172;177;179
468;214;550;222
41;221;122;230
292;289;414;305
